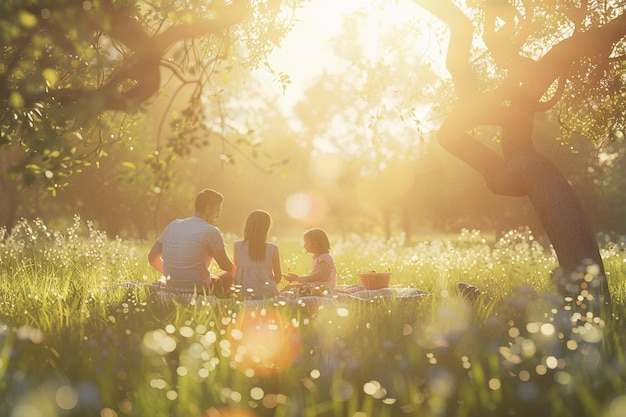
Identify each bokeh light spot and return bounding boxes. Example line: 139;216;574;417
250;387;264;400
330;379;354;401
285;191;329;224
100;407;118;417
489;378;501;390
227;309;301;376
607;396;626;417
540;323;555;336
203;406;259;417
56;385;78;410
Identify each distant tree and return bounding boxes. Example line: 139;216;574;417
412;0;626;303
0;0;301;232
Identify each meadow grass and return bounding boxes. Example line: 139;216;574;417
1;217;626;417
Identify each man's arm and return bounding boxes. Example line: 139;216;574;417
213;248;236;277
148;240;164;273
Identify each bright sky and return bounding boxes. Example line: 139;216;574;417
254;0;354;107
251;0;449;225
256;0;447;109
272;0;348;80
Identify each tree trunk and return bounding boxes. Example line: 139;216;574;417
414;0;612;304
508;151;609;303
438;119;610;304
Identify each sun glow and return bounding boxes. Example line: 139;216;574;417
352;0;442;62
261;0;447;105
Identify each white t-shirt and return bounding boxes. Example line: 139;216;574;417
233;240;279;298
158;216;225;289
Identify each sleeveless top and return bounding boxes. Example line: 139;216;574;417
233;240;279;298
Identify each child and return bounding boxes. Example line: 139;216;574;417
233;210;282;299
282;228;336;294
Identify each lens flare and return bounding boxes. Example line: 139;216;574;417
227;309;301;376
285;191;328;224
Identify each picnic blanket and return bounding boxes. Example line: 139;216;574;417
334;284;430;300
106;282;430;311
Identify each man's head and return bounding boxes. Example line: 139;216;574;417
195;189;224;223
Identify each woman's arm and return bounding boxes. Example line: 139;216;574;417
232;241;239;265
272;247;282;284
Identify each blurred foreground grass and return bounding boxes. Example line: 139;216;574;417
1;217;626;417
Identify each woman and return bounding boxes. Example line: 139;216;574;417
233;210;282;299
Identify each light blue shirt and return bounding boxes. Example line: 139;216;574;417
158;216;225;289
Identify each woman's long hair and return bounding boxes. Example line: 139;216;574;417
243;210;272;262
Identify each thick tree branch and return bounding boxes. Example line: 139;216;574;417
411;0;479;98
47;0;248;112
523;11;626;108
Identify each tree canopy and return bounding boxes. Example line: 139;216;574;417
0;0;299;187
0;0;303;230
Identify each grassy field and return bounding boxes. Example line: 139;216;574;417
1;217;626;417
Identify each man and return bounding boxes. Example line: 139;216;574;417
148;189;235;295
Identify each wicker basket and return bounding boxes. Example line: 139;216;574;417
358;271;392;290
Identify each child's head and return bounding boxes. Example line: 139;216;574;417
303;228;331;255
